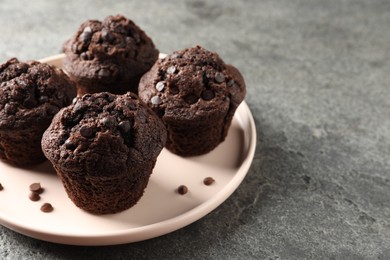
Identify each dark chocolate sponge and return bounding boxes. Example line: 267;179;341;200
138;46;246;156
41;92;167;214
63;14;159;95
0;58;77;165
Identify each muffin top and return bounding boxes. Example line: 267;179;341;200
0;58;77;130
62;14;159;84
138;46;246;122
41;92;166;177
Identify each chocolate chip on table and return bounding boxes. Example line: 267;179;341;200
203;177;215;186
40;203;53;213
177;185;188;195
214;72;225;83
79;125;94;138
155;81;165;92
29;183;44;194
167;66;176;74
118;120;131;133
184;94;198;105
201;90;215;101
29;191;40;201
151;95;162;105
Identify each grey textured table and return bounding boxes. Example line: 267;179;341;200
1;0;390;259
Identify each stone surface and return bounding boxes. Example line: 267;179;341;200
1;0;390;259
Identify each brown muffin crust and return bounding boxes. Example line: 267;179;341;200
0;58;77;165
41;92;166;214
138;46;246;156
63;14;159;95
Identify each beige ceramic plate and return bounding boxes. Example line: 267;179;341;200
0;54;256;246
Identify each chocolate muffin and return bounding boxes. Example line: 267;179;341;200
41;92;167;214
62;14;159;95
0;58;76;166
138;46;246;156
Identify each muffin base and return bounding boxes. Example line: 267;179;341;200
0;127;47;166
54;161;156;214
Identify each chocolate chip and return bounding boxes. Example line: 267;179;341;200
201;90;215;101
227;79;235;87
203;177;215;186
73;101;86;112
155;81;165;92
0;183;3;191
171;53;182;59
4;103;16;114
80;52;91;60
151;96;162;105
118;120;131;133
167;66;176;74
101;29;114;43
215;72;225;83
100;115;117;128
98;68;111;77
177;185;188;195
40;203;53;213
56;91;64;99
64;139;76;150
170;86;179;95
39;95;49;103
23;96;37;108
184;94;198;104
79;26;92;42
79;125;94;138
29;191;40;201
47;105;60;115
82;94;92;100
124;99;137;110
29;183;44;194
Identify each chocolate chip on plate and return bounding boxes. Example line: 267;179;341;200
177;185;188;195
29;191;40;201
40;203;53;213
203;177;215;186
29;183;44;194
0;183;3;191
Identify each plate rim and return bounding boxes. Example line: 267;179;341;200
0;54;257;246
